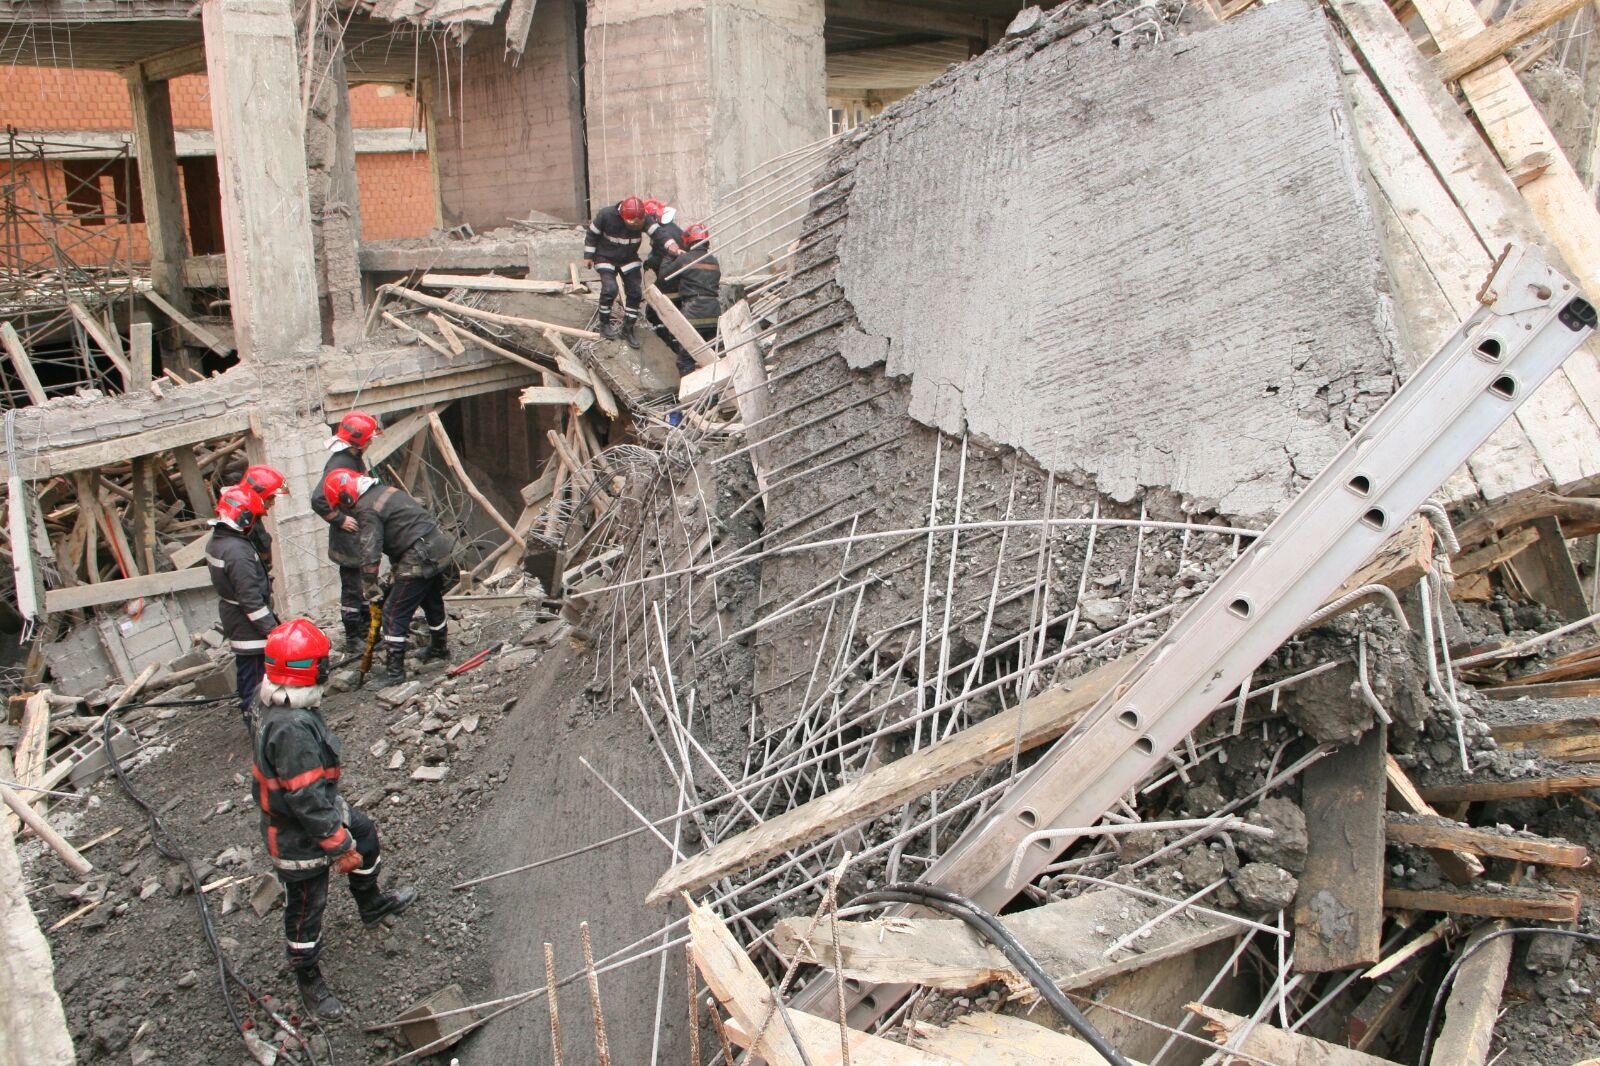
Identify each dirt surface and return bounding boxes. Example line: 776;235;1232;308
26;606;542;1066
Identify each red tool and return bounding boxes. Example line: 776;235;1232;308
447;641;503;677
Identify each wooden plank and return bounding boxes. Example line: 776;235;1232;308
1508;516;1590;620
1385;883;1582;921
425;413;521;542
1294;726;1388;972
428;312;465;355
1491;653;1600;688
1385;814;1590;866
644;284;712;365
7;476;41;623
383;310;458;361
1452;525;1539;575
68;301;130;384
1434;0;1590;81
0;323;48;405
171;444;212;515
1479;677;1600;699
1348;951;1430;1051
722;1011;960;1066
1419;772;1600;801
1391;758;1486;883
363;405;436;468
1188;1005;1401;1066
419;273;568;293
1455;486;1600;551
1491;710;1600;743
520;386;591;407
12;691;50;790
773;890;1229;993
1;784;93;875
678;354;736;402
686;901;814;1066
542;330;619;419
911;1013;1149;1065
1428;922;1512;1066
385;285;600;341
42;566;213;613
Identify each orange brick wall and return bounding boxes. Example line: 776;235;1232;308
0;66;436;266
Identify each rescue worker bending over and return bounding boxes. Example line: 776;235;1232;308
206;485;278;733
310;412;381;652
253;619;417;1020
652;223;722;375
641;198;684;280
241;463;288;574
322;470;457;683
583;195;647;349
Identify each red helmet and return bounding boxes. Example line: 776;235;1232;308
242;464;288;499
216;485;266;532
642;199;665;220
263;618;331;688
619;196;646;225
683;223;709;246
322;469;366;511
335;411;381;449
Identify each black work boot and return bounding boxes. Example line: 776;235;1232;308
295;966;345;1021
343;621;366;654
622;317;641;350
353;882;419;927
422;628;448;662
385;645;406;684
600;313;620;340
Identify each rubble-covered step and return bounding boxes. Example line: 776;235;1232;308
1486;706;1600;762
1384;812;1589;867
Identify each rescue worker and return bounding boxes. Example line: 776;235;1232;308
240;464;288;573
310;412;382;652
583;195;648;349
641;198;685;280
252;618;417;1020
652;223;722;375
205;485;278;733
322;469;457;683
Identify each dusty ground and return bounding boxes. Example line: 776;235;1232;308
23;605;549;1066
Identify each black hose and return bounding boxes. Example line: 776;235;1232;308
1419;926;1600;1064
845;882;1134;1066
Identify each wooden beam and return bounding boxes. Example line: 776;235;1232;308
911;1013;1150;1065
171;444;212;515
1417;772;1600;801
1428;922;1512;1065
543;330;619;419
43;565;213;613
1294;726;1387;972
644;284;713;365
419;273;568;293
68;301;130;385
679;354;736;403
1478;677;1600;699
425;413;521;543
1455;487;1600;552
686;901;812;1066
363;404;437;468
1508;516;1591;621
520;385;593;409
126;67;188;310
428;313;464;355
1188;1005;1401;1065
1385;814;1590;866
1348;951;1430;1051
12;692;50;791
383;310;458;361
385;285;600;341
143;288;232;356
0;324;47;406
1385;883;1581;921
1490;711;1600;761
435;316;550;376
1;784;93;876
1434;0;1590;81
1452;525;1539;575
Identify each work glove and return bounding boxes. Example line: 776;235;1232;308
331;850;362;876
582;259;593;271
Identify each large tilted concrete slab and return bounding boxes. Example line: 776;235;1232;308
834;0;1400;520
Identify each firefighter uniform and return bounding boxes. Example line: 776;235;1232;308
349;483;457;681
206;515;278;728
311;444;368;648
584;201;645;337
652;241;722;374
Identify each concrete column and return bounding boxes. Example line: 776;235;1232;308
585;0;826;269
199;0;320;360
0;828;75;1066
304;36;365;347
126;65;196;373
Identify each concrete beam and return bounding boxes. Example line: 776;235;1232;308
125;67;188;312
824;0;992;38
200;0;320;361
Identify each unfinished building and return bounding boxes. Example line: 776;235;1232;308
10;0;1600;1063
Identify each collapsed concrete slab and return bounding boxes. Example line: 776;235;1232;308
833;0;1400;521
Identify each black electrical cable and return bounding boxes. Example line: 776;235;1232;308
100;693;327;1065
845;882;1134;1066
1419;926;1600;1063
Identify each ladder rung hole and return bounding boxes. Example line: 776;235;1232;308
1018;808;1038;828
1118;709;1140;729
1362;507;1387;530
1228;597;1252;619
1490;375;1518;399
1134;736;1155;756
1347;474;1371;496
1475;337;1503;362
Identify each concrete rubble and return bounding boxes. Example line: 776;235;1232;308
7;0;1600;1063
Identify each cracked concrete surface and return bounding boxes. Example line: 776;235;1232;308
833;0;1401;521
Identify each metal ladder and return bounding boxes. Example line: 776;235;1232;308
798;243;1597;1027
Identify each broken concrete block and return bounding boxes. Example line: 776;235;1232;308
410;764;448;782
378;680;423;707
248;874;283;917
1006;5;1044;36
387;750;405;770
1234;862;1298;914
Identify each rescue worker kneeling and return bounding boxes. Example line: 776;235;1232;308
322;469;458;683
253;619;417;1020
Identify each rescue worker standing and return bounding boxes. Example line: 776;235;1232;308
322;470;457;683
641;198;685;280
241;464;288;574
310;413;381;652
253;618;417;1020
205;485;278;733
653;223;722;375
583;195;648;349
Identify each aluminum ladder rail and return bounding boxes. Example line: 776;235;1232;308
797;244;1597;1027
